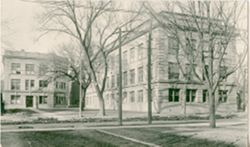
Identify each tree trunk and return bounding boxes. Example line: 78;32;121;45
81;88;87;111
93;82;106;116
208;88;216;128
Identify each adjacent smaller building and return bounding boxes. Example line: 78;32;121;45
2;50;74;109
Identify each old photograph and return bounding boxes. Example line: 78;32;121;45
1;0;249;146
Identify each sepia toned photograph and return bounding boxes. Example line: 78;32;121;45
0;0;249;146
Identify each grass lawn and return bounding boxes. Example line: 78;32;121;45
1;130;146;147
105;127;236;147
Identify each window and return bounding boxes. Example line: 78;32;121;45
10;95;21;104
56;82;59;89
138;66;143;83
123;51;128;67
202;90;208;102
31;80;35;88
186;89;196;102
11;63;21;74
55;82;66;89
109;56;115;70
25;64;35;75
39;96;48;104
55;94;66;104
130;48;135;62
186;38;196;53
130;69;135;84
39;80;48;88
105;94;109;105
168;62;179;80
111;75;115;88
25;80;29;90
185;64;195;80
123;71;128;86
169;89;180;102
25;80;35;90
60;82;66;89
138;90;143;102
123;92;127;103
130;91;135;103
111;93;115;102
11;79;20;90
220;66;228;79
138;43;144;60
219;90;228;103
39;64;48;75
116;74;120;87
168;37;179;54
115;54;119;69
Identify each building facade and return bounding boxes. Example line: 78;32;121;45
85;13;238;114
2;50;72;109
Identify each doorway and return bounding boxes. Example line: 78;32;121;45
26;96;33;107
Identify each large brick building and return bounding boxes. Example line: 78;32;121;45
85;12;238;114
2;50;73;109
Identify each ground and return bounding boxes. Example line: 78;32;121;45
1;108;248;147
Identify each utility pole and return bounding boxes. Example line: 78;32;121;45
147;27;152;124
79;52;83;118
118;28;123;126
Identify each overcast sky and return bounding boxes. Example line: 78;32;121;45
1;0;248;54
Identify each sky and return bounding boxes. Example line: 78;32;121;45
0;0;248;54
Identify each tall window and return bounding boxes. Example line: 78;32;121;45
130;91;135;103
123;92;127;103
111;75;115;88
185;64;195;80
219;90;228;103
186;89;196;102
130;48;135;63
169;88;180;102
220;66;228;79
60;82;66;89
168;37;179;54
186;38;196;54
25;80;35;90
168;62;179;80
11;63;21;74
138;66;143;83
123;51;128;67
10;95;21;104
202;90;208;103
39;80;48;88
138;90;143;102
130;69;135;84
123;71;128;86
39;96;48;104
138;43;144;60
25;64;35;75
11;79;20;90
55;94;66;104
25;80;29;90
39;64;48;75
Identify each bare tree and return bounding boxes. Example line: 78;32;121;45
41;42;91;117
35;0;143;116
145;1;247;128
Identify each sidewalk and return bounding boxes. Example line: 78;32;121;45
1;119;247;147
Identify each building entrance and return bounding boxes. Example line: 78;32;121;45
26;96;33;107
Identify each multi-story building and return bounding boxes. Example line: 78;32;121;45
85;12;238;114
2;50;73;109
